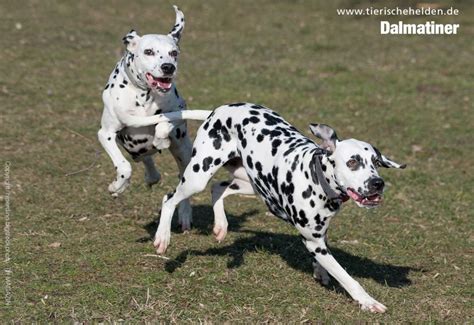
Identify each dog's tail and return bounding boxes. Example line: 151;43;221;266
119;110;212;128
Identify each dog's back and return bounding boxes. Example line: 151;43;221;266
193;103;325;219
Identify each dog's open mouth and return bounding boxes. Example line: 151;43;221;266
347;188;383;207
145;72;173;91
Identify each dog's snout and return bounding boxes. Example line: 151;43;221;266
161;63;176;75
368;177;384;192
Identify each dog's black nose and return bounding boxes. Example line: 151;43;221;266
368;177;385;192
161;63;176;75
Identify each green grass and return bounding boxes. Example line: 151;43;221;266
1;0;473;322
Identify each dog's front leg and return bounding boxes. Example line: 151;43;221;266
211;178;255;242
304;239;387;313
98;127;132;195
168;124;193;231
153;122;173;150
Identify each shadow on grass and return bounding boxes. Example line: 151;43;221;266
138;204;258;241
140;204;420;288
165;230;419;288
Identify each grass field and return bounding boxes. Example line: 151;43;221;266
1;0;473;322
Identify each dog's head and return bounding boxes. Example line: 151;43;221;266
122;5;184;93
310;123;406;208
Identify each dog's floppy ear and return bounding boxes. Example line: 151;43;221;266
309;123;338;152
372;146;407;169
168;5;185;43
122;29;141;53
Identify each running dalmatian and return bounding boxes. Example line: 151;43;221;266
98;6;196;229
152;103;406;313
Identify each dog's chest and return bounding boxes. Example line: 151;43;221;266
117;86;183;159
235;127;339;229
129;89;177;117
248;152;338;223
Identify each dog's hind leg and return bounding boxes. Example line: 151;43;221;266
211;162;255;242
153;160;226;254
142;156;161;187
153;137;235;254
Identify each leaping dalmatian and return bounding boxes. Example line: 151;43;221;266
97;5;202;229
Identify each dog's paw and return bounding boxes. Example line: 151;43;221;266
179;221;192;232
178;202;192;232
144;170;161;188
213;223;228;242
153;123;173;149
155;122;174;137
358;297;387;313
152;137;171;150
108;178;130;195
153;229;171;254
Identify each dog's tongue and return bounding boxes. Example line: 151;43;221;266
145;73;172;90
347;189;362;201
156;78;172;90
348;188;382;206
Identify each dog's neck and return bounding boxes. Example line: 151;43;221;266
308;151;348;203
119;52;148;91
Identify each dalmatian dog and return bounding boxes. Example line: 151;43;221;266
152;103;406;312
97;6;198;229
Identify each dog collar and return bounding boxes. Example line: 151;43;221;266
314;153;349;203
123;56;149;91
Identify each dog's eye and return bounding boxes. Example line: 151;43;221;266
169;50;179;57
144;49;154;56
346;159;359;170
